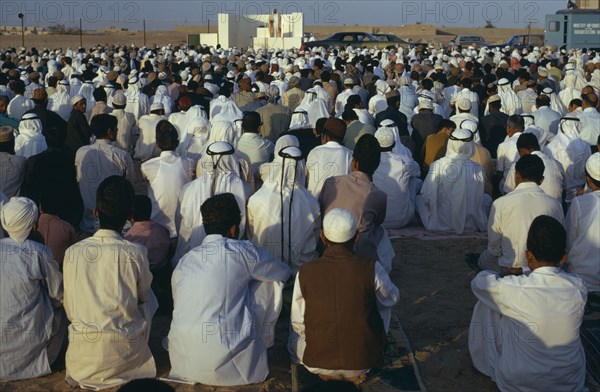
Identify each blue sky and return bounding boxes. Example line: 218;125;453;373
0;1;566;30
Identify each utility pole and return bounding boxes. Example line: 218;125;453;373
80;18;83;47
18;13;24;47
143;19;146;47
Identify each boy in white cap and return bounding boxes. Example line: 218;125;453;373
134;102;167;161
289;208;399;384
65;94;91;153
566;152;600;296
110;91;137;152
0;197;65;381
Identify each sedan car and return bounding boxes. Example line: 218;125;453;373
373;33;409;46
303;32;397;50
448;35;488;48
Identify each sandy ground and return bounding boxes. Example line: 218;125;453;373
0;237;503;392
0;25;544;49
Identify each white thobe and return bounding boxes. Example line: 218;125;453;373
334;89;355;117
545;134;591;204
517;89;538;114
168;111;189;140
168;235;291;386
566;190;600;292
247;184;320;274
305;142;353;198
451;88;479;116
484;182;564;269
141;151;194;238
125;91;150;121
368;94;388;117
496;132;522;190
134;113;167;161
502;151;564;200
7;95;34;121
469;269;586;392
531;106;561;144
416;159;489;234
373;152;422;229
75;140;136;233
578;107;600;146
47;92;72;121
64;230;158;390
174;172;251;265
0;239;63;381
288;262;399;368
110;109;136;153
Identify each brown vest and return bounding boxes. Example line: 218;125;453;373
299;245;385;370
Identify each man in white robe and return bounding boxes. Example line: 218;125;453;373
450;78;479;117
503;133;564;200
306;118;353;198
7;80;34;121
531;95;561;144
0;197;65;381
373;127;421;229
110;91;136;153
566;153;600;293
479;154;565;273
469;216;586;392
64;176;157;390
174;141;251;265
15;113;47;158
288;208;399;383
141;121;194;239
168;193;291;386
545;116;592;205
134;102;168;161
578;92;600;146
496;78;522;116
47;80;71;121
416;128;489;234
125;76;150;121
248;144;320;273
496;115;524;191
76;114;136;233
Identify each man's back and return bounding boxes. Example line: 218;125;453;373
111;109;136;152
566;190;600;292
487;182;564;268
66;110;91;153
0;152;26;198
480;111;509;158
319;172;387;260
168;235;290;386
282;88;304;113
343;121;375;151
257;103;291;143
135;114;166;161
306;142;353;198
64;230;157;389
532;106;561;142
502;151;564;200
470;268;586;392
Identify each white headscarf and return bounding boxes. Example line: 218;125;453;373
47;81;72;121
150;85;174;116
78;80;96;118
377;119;412;157
542;87;567;116
210;98;243;125
177;116;211;163
15;113;47;158
288;110;312;130
0;197;38;243
296;88;329;127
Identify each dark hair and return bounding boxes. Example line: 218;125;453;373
526;215;566;264
535;95;551;108
515;153;545;183
44;126;66;148
96;176;135;232
421;78;433;90
346;94;361;108
255;70;265;82
460;78;472;89
507;114;525;133
10;80;25;94
438;119;456;131
90;113;118;138
517;132;540;151
583;91;598;107
353;134;381;176
132;195;152;222
386;94;400;107
569;98;582;108
342;108;358;122
117;379;175;392
218;83;231;98
0;95;10;105
93;86;107;102
155;120;179;151
242;111;261;133
187;80;199;91
40;188;64;216
47;76;57;88
201;193;241;236
321;70;331;82
315;117;328;135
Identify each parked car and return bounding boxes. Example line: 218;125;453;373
373;33;409;47
449;35;488;48
487;34;545;50
303;32;394;50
